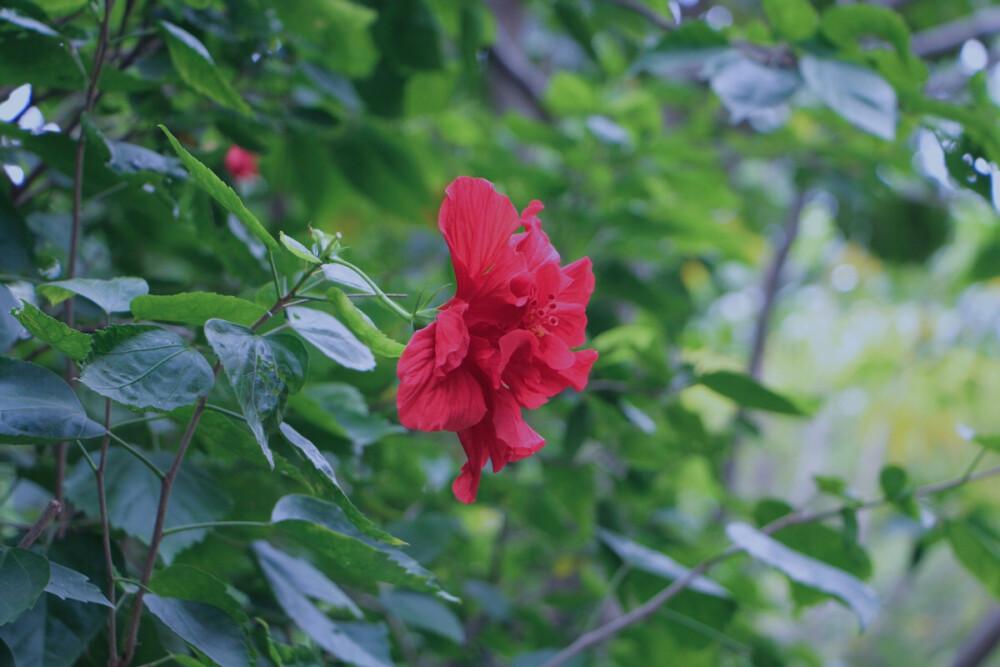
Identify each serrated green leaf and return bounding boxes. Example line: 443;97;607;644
11;301;91;360
0;357;105;444
254;541;360;617
727;522;879;628
44;562;113;608
280;232;321;265
150;565;248;624
279;422;403;545
37;277;149;314
286;306;375;371
698;370;806;415
160;126;279;251
204;319;290;468
272;494;443;594
160;21;252;116
326;288;405;358
80;324;215;411
0;546;50;626
145;595;250;667
131;292;268;328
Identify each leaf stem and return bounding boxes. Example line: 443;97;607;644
203;403;248;422
161;520;271;536
542;463;1000;666
106;432;165;480
326;257;412;322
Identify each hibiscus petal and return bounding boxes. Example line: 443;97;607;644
454;421;491;504
559;348;599;392
434;303;470;376
512;204;560;270
491;390;545;472
439;177;523;300
397;322;487;432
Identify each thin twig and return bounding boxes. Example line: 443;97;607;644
118;268;320;666
97;399;119;662
542;463;1000;666
17;500;62;549
911;7;1000;58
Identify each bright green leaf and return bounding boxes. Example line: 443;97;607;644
159;21;252;116
37;277;149;314
160;125;279;251
947;517;1000;599
762;0;819;42
131;292;268;328
326;288;405;358
698;370;806;415
280;232;321;265
11;300;91;360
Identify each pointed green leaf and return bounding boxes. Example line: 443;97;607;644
271;495;445;594
150;566;248;624
279;422;402;545
160;126;279;251
947;517;1000;599
44;563;113;608
326;288;405;358
11;301;92;361
799;56;897;141
37;277;149;314
0;357;105;444
380;590;464;644
145;595;250;667
0;547;50;626
280;232;321;265
80;324;215;412
727;522;879;628
160;21;252;116
596;529;729;597
267;332;309;394
286;306;375;371
762;0;818;42
131;292;268;328
698;370;806;415
254;541;360;617
204;319;290;468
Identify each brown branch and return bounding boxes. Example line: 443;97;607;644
118;271;317;666
541;463;1000;666
17;500;62;549
950;606;1000;667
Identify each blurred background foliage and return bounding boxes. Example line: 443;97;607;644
5;0;1000;664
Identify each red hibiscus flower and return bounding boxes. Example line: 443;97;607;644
223;145;259;182
397;177;598;503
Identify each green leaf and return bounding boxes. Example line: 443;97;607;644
150;566;248;624
131;292;268;328
762;0;819;42
974;433;1000;454
698;370;806;415
254;541;390;667
380;591;465;644
36;277;149;314
0;284;20;353
275;0;379;79
0;8;59;37
272;494;445;595
727;522;879;628
820;5;910;58
160;126;279;251
879;465;907;500
204;318;291;468
145;595;250;667
279;232;321;265
321;263;374;293
0;546;50;626
813;475;848;498
65;448;233;564
596;529;729;597
947;516;1000;598
79;324;215;412
0;357;105;444
326;288;405;358
11;301;92;361
287;383;404;449
799;55;897;141
279;422;402;545
709;57;801;122
266;332;309;394
159;21;252;116
44;563;113;608
253;541;360;617
286;306;376;371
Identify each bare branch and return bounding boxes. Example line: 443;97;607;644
912;7;1000;58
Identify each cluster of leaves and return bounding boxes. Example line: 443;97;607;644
3;0;1000;665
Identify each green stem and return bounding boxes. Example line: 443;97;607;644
326;257;412;322
112;414;172;429
161;520;271;536
106;432;165;480
962;447;988;482
74;440;99;474
267;250;283;298
204;403;248;422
